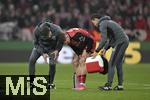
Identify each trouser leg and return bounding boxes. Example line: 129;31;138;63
49;63;56;84
115;42;128;85
116;59;124;85
29;48;41;83
107;42;128;86
107;50;116;86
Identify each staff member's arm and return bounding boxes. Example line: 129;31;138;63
33;28;39;47
52;27;65;60
93;22;108;57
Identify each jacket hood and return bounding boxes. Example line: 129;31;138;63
99;16;111;23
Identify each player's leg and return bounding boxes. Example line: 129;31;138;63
29;48;41;84
75;57;87;90
78;56;87;84
75;50;87;90
72;54;79;73
72;50;87;90
72;54;79;89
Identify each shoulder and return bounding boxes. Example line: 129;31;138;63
50;23;62;30
50;23;64;34
66;28;89;37
66;28;77;38
99;16;111;27
33;26;40;36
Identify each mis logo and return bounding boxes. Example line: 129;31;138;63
0;75;50;100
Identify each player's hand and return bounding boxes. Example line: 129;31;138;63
100;49;106;56
42;53;49;64
81;50;88;58
92;52;98;58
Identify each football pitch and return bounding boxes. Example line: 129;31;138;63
0;63;150;100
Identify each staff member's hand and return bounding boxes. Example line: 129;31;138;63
92;52;98;58
48;50;59;65
80;50;88;58
51;50;59;60
100;49;106;56
42;53;49;64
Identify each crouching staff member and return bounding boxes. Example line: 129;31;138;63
91;13;129;91
64;28;96;91
29;19;65;89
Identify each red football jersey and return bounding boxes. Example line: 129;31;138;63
66;28;96;55
66;28;91;38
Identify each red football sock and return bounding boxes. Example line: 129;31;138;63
77;75;86;84
77;75;81;83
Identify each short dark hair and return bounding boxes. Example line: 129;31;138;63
39;23;51;37
91;14;102;20
43;17;52;23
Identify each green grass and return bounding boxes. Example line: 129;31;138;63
0;63;150;100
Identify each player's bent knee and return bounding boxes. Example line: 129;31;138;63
73;60;79;67
73;57;79;64
79;58;86;65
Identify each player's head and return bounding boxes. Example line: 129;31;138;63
64;32;70;44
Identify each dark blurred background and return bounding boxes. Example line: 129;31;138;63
0;0;149;63
0;0;150;41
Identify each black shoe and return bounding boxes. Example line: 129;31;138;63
113;85;124;91
48;84;56;90
99;83;112;91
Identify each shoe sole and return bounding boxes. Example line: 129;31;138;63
99;87;112;91
73;87;86;91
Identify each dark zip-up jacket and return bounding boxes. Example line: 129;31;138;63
33;21;65;53
96;16;129;52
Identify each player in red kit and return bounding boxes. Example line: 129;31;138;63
64;28;96;90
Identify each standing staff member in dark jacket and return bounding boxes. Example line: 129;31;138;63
29;19;65;89
91;13;129;91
